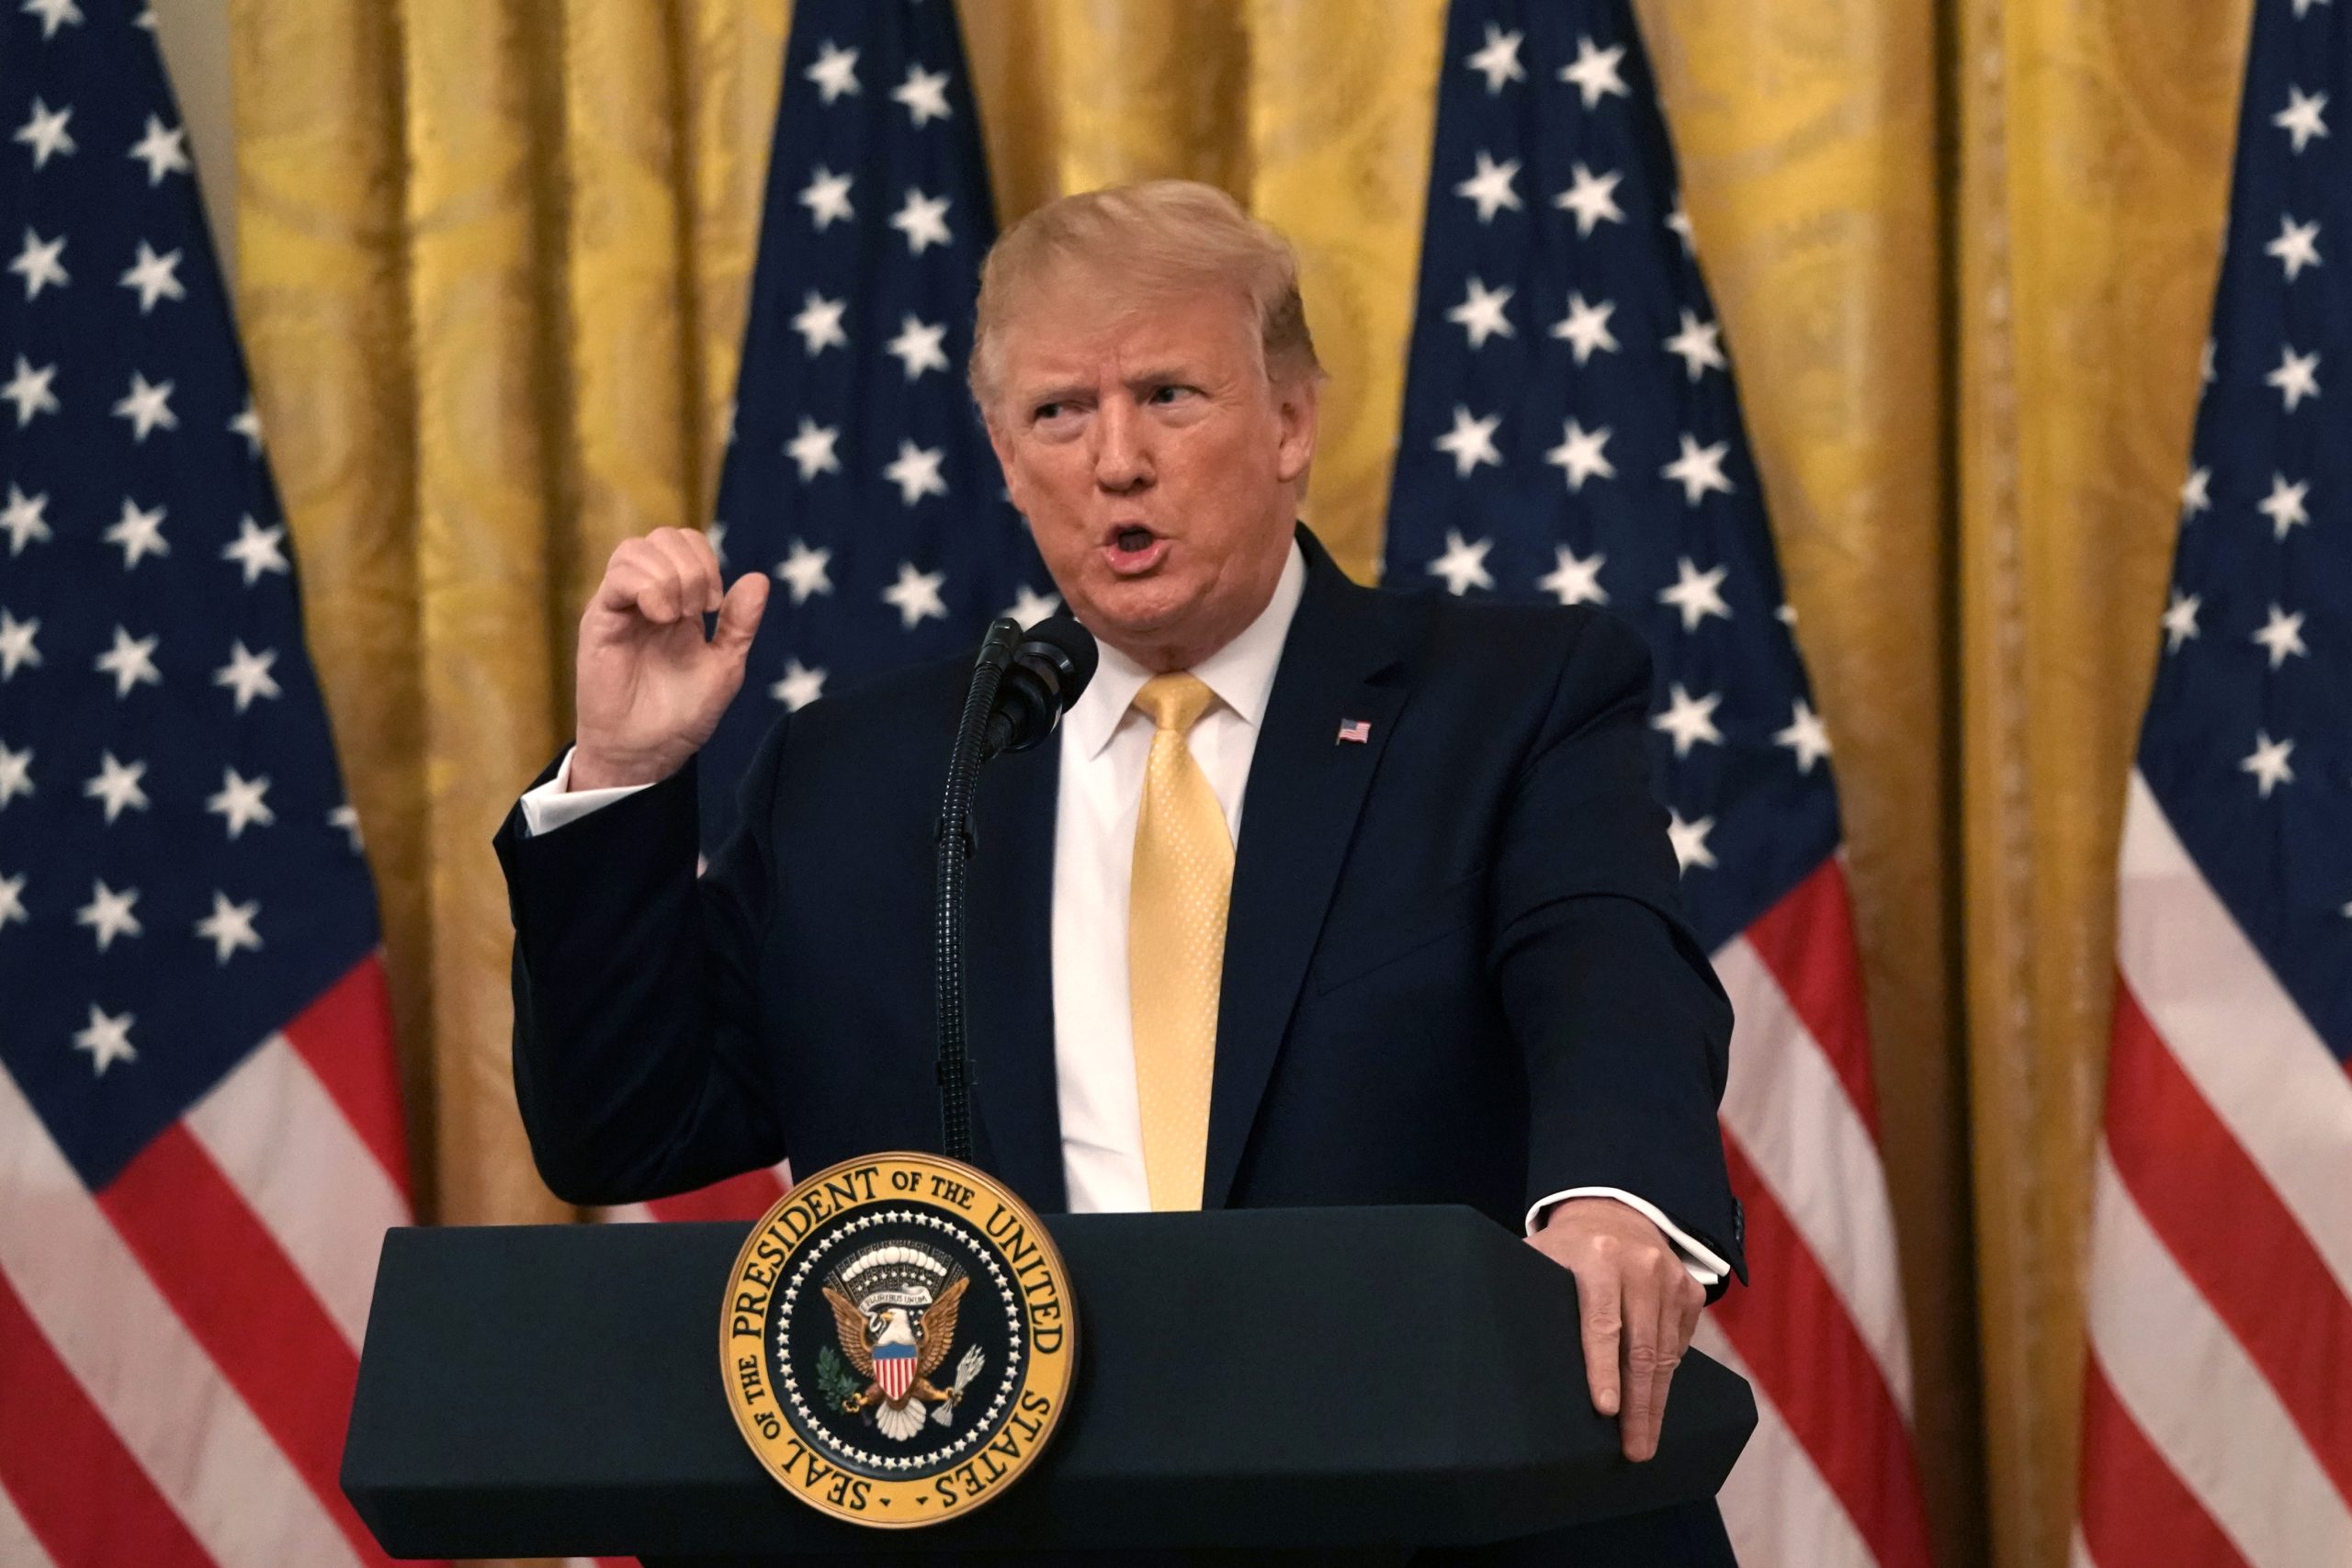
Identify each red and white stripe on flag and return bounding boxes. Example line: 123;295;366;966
0;958;434;1568
2075;777;2352;1567
877;1347;918;1404
1702;858;1937;1568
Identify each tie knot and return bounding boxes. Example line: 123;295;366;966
1134;671;1216;734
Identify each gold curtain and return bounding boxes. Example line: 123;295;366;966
223;2;2255;1563
1957;4;2250;1562
229;0;791;1235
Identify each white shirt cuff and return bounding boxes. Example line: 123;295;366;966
517;746;657;836
1525;1186;1728;1287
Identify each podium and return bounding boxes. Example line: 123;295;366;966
341;1205;1755;1562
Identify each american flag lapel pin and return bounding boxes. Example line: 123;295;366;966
1336;717;1372;745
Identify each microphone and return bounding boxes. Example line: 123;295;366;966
982;615;1098;759
933;612;1095;1165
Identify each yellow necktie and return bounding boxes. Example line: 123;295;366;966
1127;672;1231;1211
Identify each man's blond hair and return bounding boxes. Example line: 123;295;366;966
968;180;1323;411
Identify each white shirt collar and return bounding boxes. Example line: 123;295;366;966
1065;538;1307;761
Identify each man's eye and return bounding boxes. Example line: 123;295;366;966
1149;385;1193;404
1033;401;1066;422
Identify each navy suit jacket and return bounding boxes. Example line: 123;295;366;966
495;528;1743;1289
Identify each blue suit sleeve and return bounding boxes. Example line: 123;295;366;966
493;721;793;1206
1489;610;1744;1287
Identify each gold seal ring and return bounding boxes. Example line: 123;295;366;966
719;1151;1078;1529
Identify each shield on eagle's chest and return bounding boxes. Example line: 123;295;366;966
875;1341;917;1403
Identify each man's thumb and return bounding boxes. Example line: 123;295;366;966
712;571;769;657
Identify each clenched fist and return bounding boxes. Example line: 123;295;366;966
571;527;770;790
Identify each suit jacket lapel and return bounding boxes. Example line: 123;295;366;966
1203;532;1413;1209
963;729;1068;1211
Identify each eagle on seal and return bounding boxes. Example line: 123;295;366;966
824;1272;972;1441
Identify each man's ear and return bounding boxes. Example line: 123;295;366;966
1273;375;1319;486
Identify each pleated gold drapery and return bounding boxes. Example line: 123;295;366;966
223;3;2256;1563
1957;5;2251;1562
229;0;790;1234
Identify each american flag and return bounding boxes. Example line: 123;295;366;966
603;0;1033;1227
2075;1;2352;1561
0;6;422;1567
1382;5;1933;1563
700;0;1044;847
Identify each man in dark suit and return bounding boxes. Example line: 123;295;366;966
498;182;1741;1563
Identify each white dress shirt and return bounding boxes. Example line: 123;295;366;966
518;540;1723;1282
1046;542;1309;1212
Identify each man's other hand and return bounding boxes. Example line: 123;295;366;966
1527;1196;1705;1462
572;527;769;790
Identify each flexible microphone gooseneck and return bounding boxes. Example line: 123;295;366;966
934;615;1098;1163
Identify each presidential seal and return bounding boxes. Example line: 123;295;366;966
720;1152;1077;1528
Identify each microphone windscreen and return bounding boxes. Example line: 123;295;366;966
981;614;1100;758
1023;615;1098;707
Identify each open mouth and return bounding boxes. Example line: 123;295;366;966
1102;525;1168;574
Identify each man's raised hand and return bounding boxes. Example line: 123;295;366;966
571;527;769;790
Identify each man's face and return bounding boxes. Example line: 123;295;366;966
983;272;1316;670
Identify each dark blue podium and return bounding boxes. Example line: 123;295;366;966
340;1204;1754;1562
